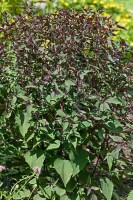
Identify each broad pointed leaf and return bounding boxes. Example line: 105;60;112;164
47;140;60;150
54;186;66;196
25;150;45;169
100;178;114;200
91;194;98;200
54;159;73;187
15;105;35;137
127;190;133;200
69;148;89;176
106;97;121;105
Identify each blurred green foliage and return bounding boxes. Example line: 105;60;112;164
0;0;24;15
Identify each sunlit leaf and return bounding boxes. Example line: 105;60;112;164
54;159;73;187
106;97;121;105
25;150;45;169
47;140;60;150
100;178;114;200
127;190;133;200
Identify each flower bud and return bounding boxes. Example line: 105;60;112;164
0;165;6;172
33;166;41;174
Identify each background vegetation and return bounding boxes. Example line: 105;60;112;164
0;0;133;46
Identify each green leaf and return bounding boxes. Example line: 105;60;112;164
109;135;123;143
43;186;52;198
90;194;98;200
127;190;133;200
113;191;120;200
79;171;91;185
29;178;37;185
17;93;29;101
47;140;60;150
15;105;35;138
81;120;92;128
57;109;66;117
25;130;35;142
33;194;45;200
100;178;114;200
106;97;121;105
25;84;37;89
63;122;69;131
13;189;30;199
69;148;89;176
100;102;110;111
11;95;17;108
66;178;77;192
91;186;100;191
65;80;75;91
111;145;121;159
105;119;123;133
46;95;51;103
71;138;77;149
54;159;73;187
60;195;71;200
25;149;45;169
19;189;30;198
106;154;113;171
129;139;133;149
54;186;66;196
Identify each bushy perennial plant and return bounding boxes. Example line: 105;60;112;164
0;8;133;200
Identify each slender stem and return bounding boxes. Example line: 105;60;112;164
16;175;33;193
10;173;35;195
